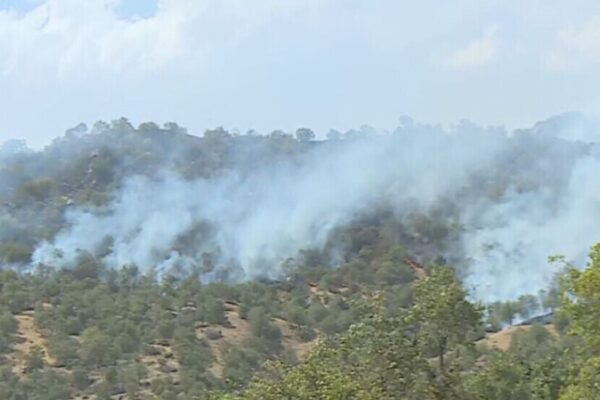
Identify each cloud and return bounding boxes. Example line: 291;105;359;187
447;25;500;69
0;0;187;77
3;0;600;148
546;17;600;71
0;0;323;78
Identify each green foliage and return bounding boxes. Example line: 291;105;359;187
2;125;599;400
248;306;282;344
560;243;600;350
465;352;531;400
24;346;45;373
79;326;116;367
408;266;482;371
203;297;227;325
0;242;32;264
214;266;482;400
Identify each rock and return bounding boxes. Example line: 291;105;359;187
204;328;223;340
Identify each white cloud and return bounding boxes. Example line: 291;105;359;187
0;0;322;79
2;0;600;147
546;17;600;71
447;25;500;68
0;0;186;77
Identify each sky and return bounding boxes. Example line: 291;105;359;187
1;0;600;147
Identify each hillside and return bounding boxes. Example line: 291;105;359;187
0;116;597;399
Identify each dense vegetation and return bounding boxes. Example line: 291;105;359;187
0;117;598;399
208;245;600;400
0;242;595;399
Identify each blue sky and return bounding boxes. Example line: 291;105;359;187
1;0;600;147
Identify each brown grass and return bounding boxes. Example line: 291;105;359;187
273;317;317;360
481;324;558;351
200;304;318;378
200;305;253;377
10;310;55;373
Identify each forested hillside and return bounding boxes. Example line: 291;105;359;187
0;115;599;399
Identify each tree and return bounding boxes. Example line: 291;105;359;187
164;121;188;135
47;334;79;366
16;177;55;203
110;117;134;133
488;301;521;326
138;121;161;133
204;297;227;325
65;122;88;138
248;306;281;342
24;346;45;372
558;245;600;349
408;266;482;372
326;129;342;141
295;128;315;142
517;295;539;320
555;244;600;398
0;242;32;264
464;352;531;400
71;367;91;391
91;120;110;134
212;296;439;399
0;310;17;337
560;357;600;400
79;327;115;367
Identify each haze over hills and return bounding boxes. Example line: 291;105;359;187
1;113;600;399
0;113;599;303
5;1;600;398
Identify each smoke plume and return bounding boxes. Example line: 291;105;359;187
27;114;600;302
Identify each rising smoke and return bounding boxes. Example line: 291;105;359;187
23;114;600;302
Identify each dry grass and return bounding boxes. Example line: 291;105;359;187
200;304;318;378
9;295;320;399
481;323;557;351
273;317;317;360
10;310;55;374
200;305;253;377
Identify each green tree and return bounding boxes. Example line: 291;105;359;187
24;346;45;372
464;352;531;400
555;244;600;398
559;244;600;350
248;307;281;343
79;327;115;367
295;128;315;142
408;266;482;372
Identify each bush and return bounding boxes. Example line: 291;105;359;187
247;307;281;343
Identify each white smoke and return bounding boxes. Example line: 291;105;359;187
33;126;502;274
463;154;600;301
31;116;600;302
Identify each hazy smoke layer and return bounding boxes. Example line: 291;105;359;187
32;116;600;302
462;155;600;300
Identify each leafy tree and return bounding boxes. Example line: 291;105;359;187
464;352;531;400
47;333;79;366
559;357;600;400
555;244;600;398
517;294;539;320
24;346;45;373
408;266;482;372
559;244;600;350
79;326;115;367
295;128;315;142
0;309;17;337
326;129;342;141
71;367;91;391
0;241;32;264
248;307;282;343
204;297;227;325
